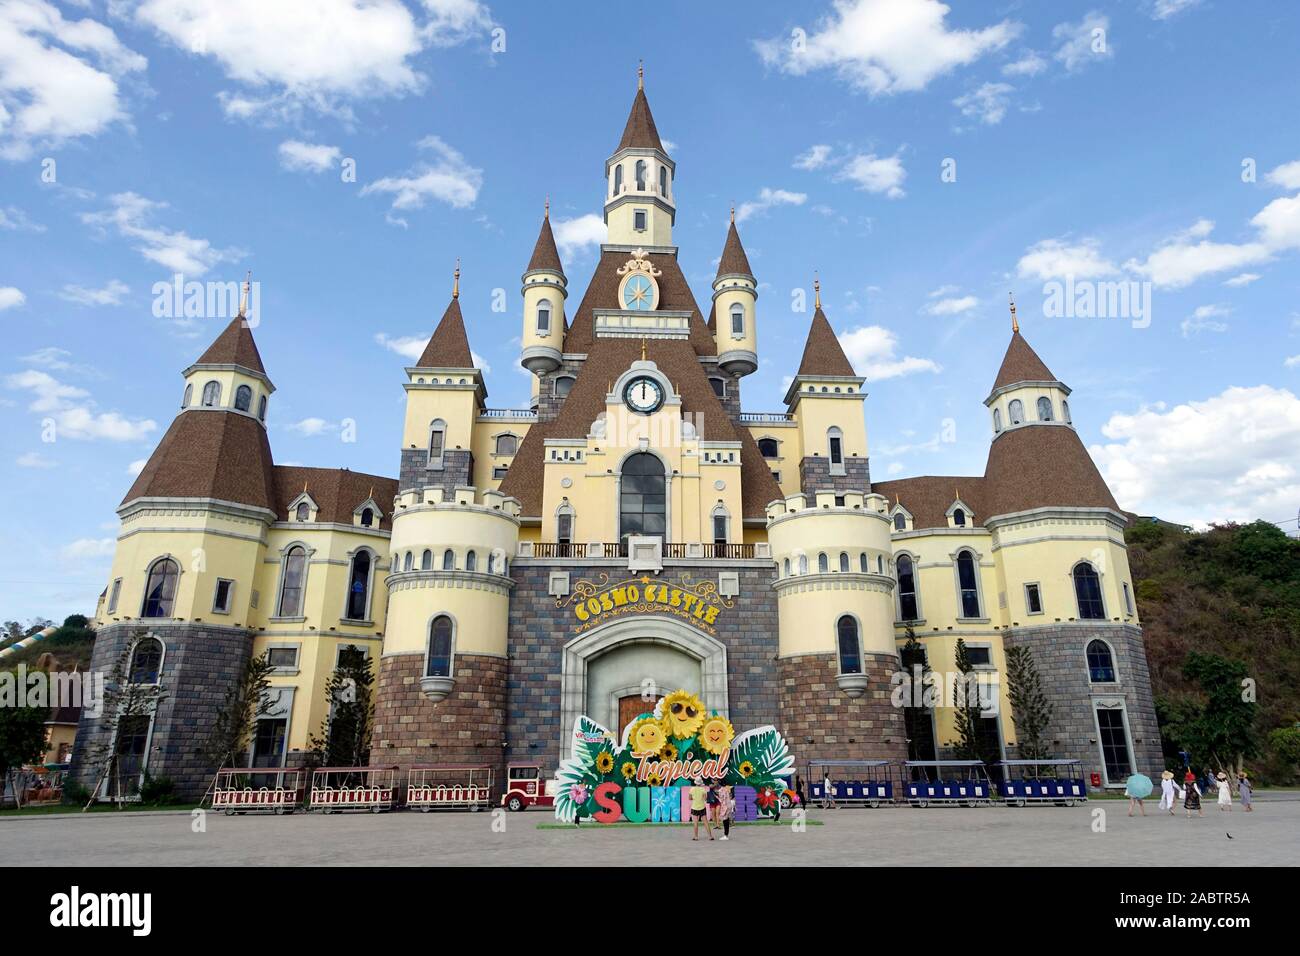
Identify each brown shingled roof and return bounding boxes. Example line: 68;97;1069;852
273;466;398;531
416;297;475;368
992;331;1057;391
796;308;856;377
715;221;753;279
526;213;565;276
194;317;266;374
617;87;665;152
871;475;986;531
123;411;277;512
563;250;715;355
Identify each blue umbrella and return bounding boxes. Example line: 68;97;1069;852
1126;773;1153;799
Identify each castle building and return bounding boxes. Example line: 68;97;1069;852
72;76;1161;800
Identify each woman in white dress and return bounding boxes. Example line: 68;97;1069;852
1158;770;1180;814
1215;771;1232;811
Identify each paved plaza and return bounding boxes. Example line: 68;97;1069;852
4;795;1297;866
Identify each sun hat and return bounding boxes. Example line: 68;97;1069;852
1161;770;1174;780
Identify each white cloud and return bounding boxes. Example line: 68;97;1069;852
81;192;243;276
1123;223;1270;290
61;537;117;560
953;82;1013;125
1002;50;1046;77
754;0;1019;96
59;278;129;306
1017;237;1117;281
0;205;45;231
374;332;425;361
285;417;336;437
470;350;490;374
735;187;807;222
1285;354;1300;369
127;458;147;476
837;325;940;380
17;451;56;468
1052;12;1112;72
925;294;978;316
1090;385;1300;526
0;286;26;310
1265;159;1300;191
835;153;906;198
1180;304;1230;338
793;144;832;170
361;135;482;213
1151;0;1200;20
550;213;605;258
278;139;341;173
4;368;157;440
1224;273;1260;287
0;0;146;159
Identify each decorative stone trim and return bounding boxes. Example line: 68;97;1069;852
773;572;895;596
385;569;515;596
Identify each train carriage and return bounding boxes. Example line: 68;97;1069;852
997;759;1088;807
212;768;307;815
309;766;399;813
904;760;995;807
406;764;494;811
806;759;896;808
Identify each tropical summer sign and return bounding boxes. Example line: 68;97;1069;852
553;689;795;824
557;573;733;636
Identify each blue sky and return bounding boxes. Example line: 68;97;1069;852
2;0;1299;622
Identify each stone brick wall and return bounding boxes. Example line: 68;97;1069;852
776;652;908;767
369;651;507;792
535;357;587;422
399;448;473;495
69;622;253;801
1002;623;1163;782
505;561;781;776
799;456;872;496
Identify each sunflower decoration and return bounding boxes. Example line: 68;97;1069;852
696;712;735;757
737;760;756;779
647;771;664;786
620;760;638;782
659;742;679;763
657;689;706;738
627;716;669;756
595;751;616;775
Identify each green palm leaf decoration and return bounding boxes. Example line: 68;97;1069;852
727;725;794;789
554;715;618;823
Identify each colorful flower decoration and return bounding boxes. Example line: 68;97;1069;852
696;713;735;756
595;751;615;774
756;787;778;810
620;760;638;781
647;772;664;786
659;742;678;762
658;689;706;738
571;783;590;804
737;760;756;779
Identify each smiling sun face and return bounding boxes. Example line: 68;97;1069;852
659;690;706;738
629;717;668;756
697;714;735;756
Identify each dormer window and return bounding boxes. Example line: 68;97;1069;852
182;384;192;408
953;508;966;527
893;512;906;531
360;507;374;528
1008;399;1024;425
295;502;310;522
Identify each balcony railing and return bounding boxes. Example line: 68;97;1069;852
527;541;758;560
737;412;794;424
479;408;538;420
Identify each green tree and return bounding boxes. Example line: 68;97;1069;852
1005;645;1054;761
0;673;49;805
899;626;935;761
308;648;375;776
1165;652;1258;775
198;652;277;802
1267;725;1300;770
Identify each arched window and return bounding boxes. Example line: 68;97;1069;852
141;558;179;618
635;159;647;190
258;395;267;421
730;303;744;336
1037;396;1053;421
659;165;667;195
128;637;164;684
556;505;574;545
403;551;413;572
442;549;455;571
295;502;310;522
201;381;221;407
420;549;432;571
613;164;623;194
427;420;446;467
956;550;981;618
953;508;966;527
993;408;1002;432
758;438;779;458
711;509;729;547
182;383;192;407
783;558;791;577
897;555;918;621
495;434;518;456
466;551;477;572
1073;562;1105;619
619;453;666;538
1062;400;1072;424
893;512;906;531
345;551;371;620
839;552;850;573
554;375;575;398
536;299;551;335
278;546;307;617
234;384;252;412
1086;639;1116;683
837;616;862;675
818;553;829;573
827;427;844;467
1008;399;1024;425
426;615;453;678
859;552;869;573
359;507;373;528
798;554;809;575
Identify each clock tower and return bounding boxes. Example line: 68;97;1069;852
604;66;674;247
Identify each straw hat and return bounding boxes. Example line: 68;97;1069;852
1216;771;1227;780
1161;770;1174;780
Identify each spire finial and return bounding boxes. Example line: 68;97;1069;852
237;270;251;319
638;60;644;90
730;203;735;224
544;195;550;220
453;258;460;300
640;337;647;361
814;272;821;310
1009;292;1019;333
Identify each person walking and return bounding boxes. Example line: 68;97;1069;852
1158;770;1179;815
1183;771;1203;818
719;784;734;841
821;772;837;809
1125;777;1147;817
689;777;714;841
1237;772;1253;812
794;774;807;811
706;780;722;829
1215;771;1232;812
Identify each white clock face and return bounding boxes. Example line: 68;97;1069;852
623;376;664;414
